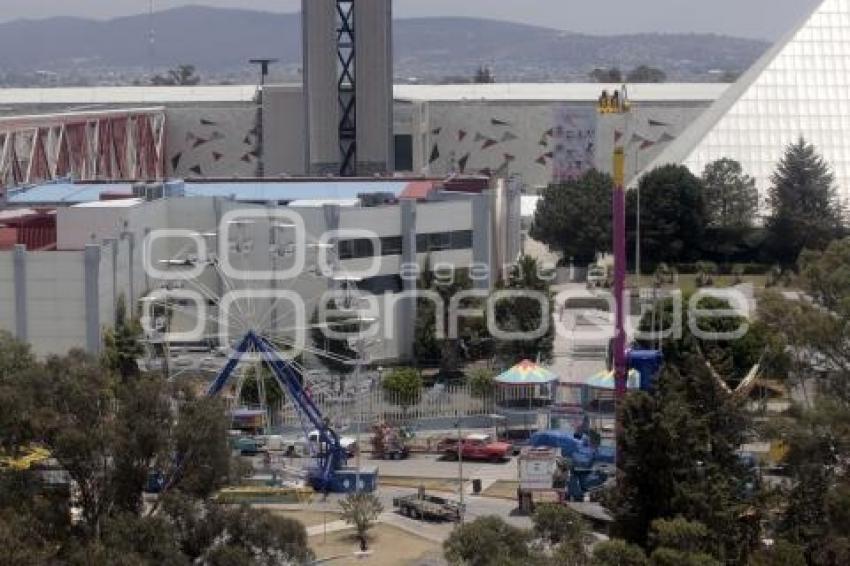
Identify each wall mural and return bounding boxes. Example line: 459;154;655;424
420;103;707;189
165;107;258;178
551;106;596;182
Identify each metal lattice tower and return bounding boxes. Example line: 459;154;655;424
336;0;356;176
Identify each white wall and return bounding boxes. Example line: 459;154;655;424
166;105;258;178
57;205;130;250
0;252;15;335
24;251;88;356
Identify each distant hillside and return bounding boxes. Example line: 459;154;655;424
0;6;769;82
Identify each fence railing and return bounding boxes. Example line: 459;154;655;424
273;384;498;428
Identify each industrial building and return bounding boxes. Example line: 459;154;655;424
0;176;520;358
0;82;727;195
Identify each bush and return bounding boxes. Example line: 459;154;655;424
381;368;422;418
444;516;531;566
592;539;648;565
466;368;496;399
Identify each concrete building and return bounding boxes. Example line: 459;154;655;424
302;0;393;176
0;177;520;359
0;83;728;195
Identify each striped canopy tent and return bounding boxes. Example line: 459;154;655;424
584;369;641;391
496;359;558;385
495;360;558;408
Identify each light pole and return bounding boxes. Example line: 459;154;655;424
248;58;278;178
455;415;464;523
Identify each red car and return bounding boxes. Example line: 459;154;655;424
441;434;512;463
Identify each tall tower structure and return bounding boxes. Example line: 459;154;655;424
302;0;393;177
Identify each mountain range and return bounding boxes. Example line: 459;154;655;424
0;6;770;82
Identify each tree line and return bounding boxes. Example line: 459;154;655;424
531;137;847;271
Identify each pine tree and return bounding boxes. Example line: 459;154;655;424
766;138;844;266
702;158;758;230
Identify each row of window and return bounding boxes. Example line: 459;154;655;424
337;230;473;260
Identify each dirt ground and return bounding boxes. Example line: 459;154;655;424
379;476;465;494
271;509;341;528
309;524;440;565
481;480;519;500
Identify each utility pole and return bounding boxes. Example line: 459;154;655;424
456;416;464;523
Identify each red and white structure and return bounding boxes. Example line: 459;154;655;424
0;107;166;191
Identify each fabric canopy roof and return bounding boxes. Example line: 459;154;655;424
496;359;558;385
584;369;641;390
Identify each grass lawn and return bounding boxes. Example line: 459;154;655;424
379;475;465;493
627;274;768;294
309;524;439;566
481;480;519;500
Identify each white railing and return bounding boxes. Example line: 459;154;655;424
274;384;497;428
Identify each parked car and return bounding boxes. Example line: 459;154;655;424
441;433;511;463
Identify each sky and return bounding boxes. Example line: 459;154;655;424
0;0;822;40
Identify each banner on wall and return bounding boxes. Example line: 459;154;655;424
551;106;597;183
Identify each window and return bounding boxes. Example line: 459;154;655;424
353;238;374;258
338;238;376;259
414;230;474;253
394;134;413;171
451;230;473;249
380;236;403;256
337;239;354;260
428;232;451;251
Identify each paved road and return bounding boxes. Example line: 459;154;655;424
356;452;518;482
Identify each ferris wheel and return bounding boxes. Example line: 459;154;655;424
138;210;377;433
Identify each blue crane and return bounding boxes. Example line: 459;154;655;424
209;331;349;491
157;330;357;494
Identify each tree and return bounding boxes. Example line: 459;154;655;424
747;540;806;566
444;515;532;566
171;395;233;500
765;137;844;266
381;367;422;420
592;539;648;566
159;495;311;564
151;64;201;86
701;159;759;230
530;170;613;264
102;295;144;382
627;66;667;83
752;238;850;563
0;333;37;452
532;503;589;551
474;65;495;84
629;165;707;264
339;492;383;551
492;255;554;364
467;368;496;399
590;68;623;83
413;262;480;375
0;336;311;563
648;518;720;565
611;354;755;561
